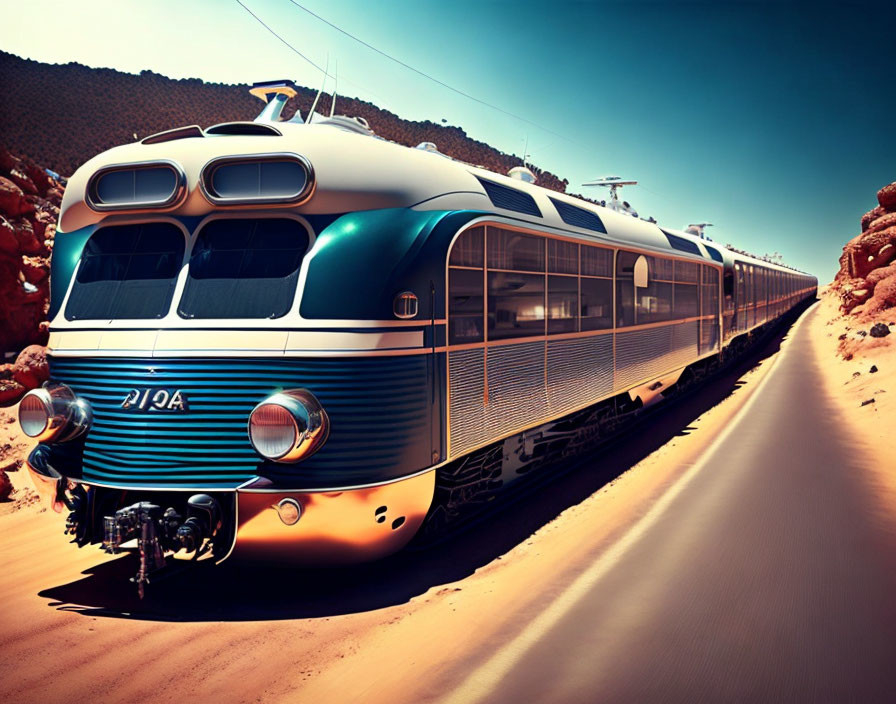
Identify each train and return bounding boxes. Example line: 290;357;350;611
20;80;817;595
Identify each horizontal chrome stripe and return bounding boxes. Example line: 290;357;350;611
48;329;426;356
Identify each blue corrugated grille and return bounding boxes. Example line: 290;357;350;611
49;355;431;489
549;198;607;233
477;177;542;217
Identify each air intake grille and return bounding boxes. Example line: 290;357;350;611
550;198;607;233
48;356;430;489
477;177;542;217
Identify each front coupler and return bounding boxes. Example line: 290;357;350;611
102;494;222;598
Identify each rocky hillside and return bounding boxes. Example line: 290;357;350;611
0;51;569;192
0;148;62;354
835;182;896;318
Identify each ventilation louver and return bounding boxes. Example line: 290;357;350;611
662;230;704;257
477;177;542;217
550;197;607;233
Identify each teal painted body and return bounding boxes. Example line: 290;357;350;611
45;208;482;489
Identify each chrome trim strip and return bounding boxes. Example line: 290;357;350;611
66;464;443;495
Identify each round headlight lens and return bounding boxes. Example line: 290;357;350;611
248;403;298;460
19;391;51;438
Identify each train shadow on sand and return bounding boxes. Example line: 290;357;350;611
39;304;814;622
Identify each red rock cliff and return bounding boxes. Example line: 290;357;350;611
835;182;896;318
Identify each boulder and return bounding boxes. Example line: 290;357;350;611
29;208;55;243
841;226;896;280
0;215;18;256
869;322;891;338
22;161;52;197
878;182;896;211
12;344;48;389
0;176;33;217
12;217;42;256
0;470;11;501
0;378;25;405
866;212;896;235
6;167;37;196
862;206;886;231
863;274;896;318
866;262;896;287
20;256;48;285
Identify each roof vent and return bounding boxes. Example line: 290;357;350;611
549;197;606;233
661;230;704;257
205;122;282;136
476;177;541;217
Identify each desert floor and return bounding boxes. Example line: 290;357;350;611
1;293;894;703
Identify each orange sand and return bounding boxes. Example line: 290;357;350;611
0;301;887;704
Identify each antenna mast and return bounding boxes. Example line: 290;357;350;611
685;223;714;240
582;176;639;214
330;59;338;117
308;54;330;121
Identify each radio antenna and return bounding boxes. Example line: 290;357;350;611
582;176;638;214
330;59;338;117
308;54;330;122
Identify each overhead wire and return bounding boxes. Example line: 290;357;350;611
240;0;575;143
234;0;387;103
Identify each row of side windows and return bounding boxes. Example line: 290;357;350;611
448;225;721;345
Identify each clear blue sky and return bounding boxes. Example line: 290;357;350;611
2;0;894;282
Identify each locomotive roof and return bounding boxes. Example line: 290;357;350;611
58;121;813;279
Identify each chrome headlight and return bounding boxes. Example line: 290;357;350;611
248;389;329;463
19;383;92;443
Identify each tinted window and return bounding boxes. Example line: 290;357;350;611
488;272;544;339
178;218;308;319
673;283;699;318
638;280;673;324
616;251;639;327
581;277;613;331
487;228;545;272
548;239;578;274
65;223;184;320
449;227;484;267
448;268;484;344
581;246;613;277
548;275;577;333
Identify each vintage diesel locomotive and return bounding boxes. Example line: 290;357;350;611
20;82;816;593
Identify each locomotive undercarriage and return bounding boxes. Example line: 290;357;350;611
420;301;814;542
37;471;235;597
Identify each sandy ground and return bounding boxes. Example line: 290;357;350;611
0;299;891;704
809;288;895;448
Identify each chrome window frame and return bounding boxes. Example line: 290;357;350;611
199;152;315;206
85;159;187;212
